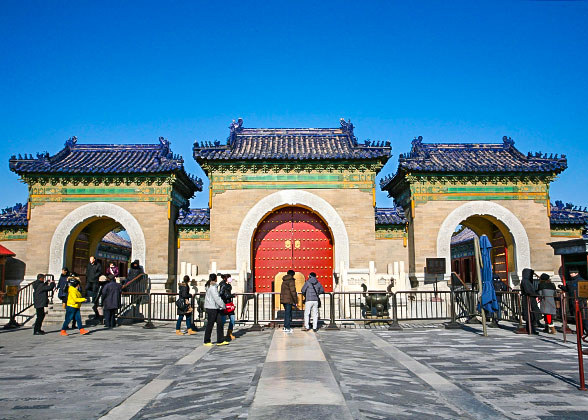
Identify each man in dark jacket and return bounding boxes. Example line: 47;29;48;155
301;272;325;332
101;275;122;329
280;270;298;333
516;268;540;334
559;268;588;336
126;260;144;284
86;256;102;302
32;273;55;335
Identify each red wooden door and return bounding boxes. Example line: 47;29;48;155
253;206;333;292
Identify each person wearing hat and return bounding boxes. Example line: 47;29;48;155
60;277;90;336
538;273;557;334
32;273;55;335
559;268;588;336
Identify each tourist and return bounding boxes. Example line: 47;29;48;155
301;272;324;332
60;278;90;336
176;275;197;335
280;269;298;333
101;274;122;329
516;268;540;334
219;274;236;341
92;275;108;324
203;273;228;346
107;262;119;278
85;256;102;302
492;274;507;327
32;273;55;335
126;259;144;284
57;267;70;309
559;268;588;336
538;273;557;334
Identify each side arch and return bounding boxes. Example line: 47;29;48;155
236;190;350;272
436;201;531;277
48;202;146;277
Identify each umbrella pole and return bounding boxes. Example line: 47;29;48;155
474;236;487;337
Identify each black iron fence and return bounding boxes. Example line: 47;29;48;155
2;275;53;328
115;288;538;329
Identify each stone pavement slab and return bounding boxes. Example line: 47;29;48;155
1;322;588;419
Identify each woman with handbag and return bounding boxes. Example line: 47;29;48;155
175;275;197;336
219;274;236;340
301;272;325;332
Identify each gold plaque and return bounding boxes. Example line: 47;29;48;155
285;239;291;249
294;240;301;249
579;281;588;299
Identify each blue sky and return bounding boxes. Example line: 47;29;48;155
1;1;587;210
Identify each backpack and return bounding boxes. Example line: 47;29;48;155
59;281;70;299
176;297;190;314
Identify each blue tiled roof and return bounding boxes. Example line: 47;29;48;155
381;136;567;191
451;227;476;245
550;201;588;226
176;208;210;226
193;118;391;163
0;203;28;227
375;207;407;225
9;137;203;190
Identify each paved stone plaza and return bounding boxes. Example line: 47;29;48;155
1;322;588;419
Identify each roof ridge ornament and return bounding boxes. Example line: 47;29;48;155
339;118;354;135
502;136;515;148
65;136;77;148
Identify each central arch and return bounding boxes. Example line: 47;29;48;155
236;190;350;273
437;201;531;278
49;202;146;277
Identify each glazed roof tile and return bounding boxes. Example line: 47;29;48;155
194;118;391;163
0;203;28;227
101;232;132;249
381;136;567;191
176;208;210;226
9;137;202;190
550;201;588;226
451;227;477;245
375;207;407;225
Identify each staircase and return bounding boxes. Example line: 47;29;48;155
44;301;99;325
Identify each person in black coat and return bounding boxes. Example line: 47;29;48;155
559;268;588;335
126;260;144;284
175;275;196;335
516;268;540;334
85;256;102;302
219;274;236;340
101;275;122;329
32;273;55;335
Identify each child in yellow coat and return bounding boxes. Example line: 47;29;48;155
60;278;90;336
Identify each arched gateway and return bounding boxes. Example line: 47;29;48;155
252;206;334;292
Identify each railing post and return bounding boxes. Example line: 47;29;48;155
465;290;481;324
445;288;461;329
388;293;402;331
250;292;263;331
143;291;155;329
562;293;567;343
326;292;339;330
526;295;532;335
575;298;587;391
4;293;19;329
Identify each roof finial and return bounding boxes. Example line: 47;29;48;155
65;136;77;148
502;136;514;147
229;118;244;133
340;118;354;135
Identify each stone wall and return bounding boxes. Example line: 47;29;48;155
24;201;174;286
210;188;376;272
411;199;553;281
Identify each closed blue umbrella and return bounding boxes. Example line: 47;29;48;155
479;235;499;314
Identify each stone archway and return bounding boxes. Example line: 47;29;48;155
436;201;531;277
48;202;146;277
236;190;350;273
